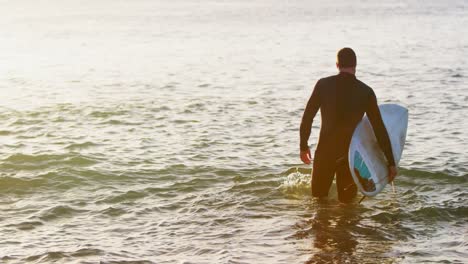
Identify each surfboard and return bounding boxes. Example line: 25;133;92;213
348;104;408;197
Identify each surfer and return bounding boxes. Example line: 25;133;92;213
299;47;398;203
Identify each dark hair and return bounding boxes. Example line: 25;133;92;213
337;47;357;68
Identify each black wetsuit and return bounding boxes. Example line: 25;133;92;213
300;72;395;202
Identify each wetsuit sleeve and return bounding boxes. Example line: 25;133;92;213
366;90;396;166
300;80;321;151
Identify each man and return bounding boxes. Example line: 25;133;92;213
299;47;398;203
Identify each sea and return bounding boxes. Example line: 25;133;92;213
0;0;467;263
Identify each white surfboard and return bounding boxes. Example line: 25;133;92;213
348;104;408;197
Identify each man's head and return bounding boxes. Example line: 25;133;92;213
336;47;357;74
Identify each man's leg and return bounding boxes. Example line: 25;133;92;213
336;160;357;203
311;155;335;198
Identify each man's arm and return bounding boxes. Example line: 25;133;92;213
299;80;321;164
366;90;398;181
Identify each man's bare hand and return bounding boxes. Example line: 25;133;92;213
388;165;398;182
300;149;312;164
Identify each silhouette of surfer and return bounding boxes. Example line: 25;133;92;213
300;48;398;203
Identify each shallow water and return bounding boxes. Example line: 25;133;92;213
0;0;467;263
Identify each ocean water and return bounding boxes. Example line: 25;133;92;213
0;0;467;263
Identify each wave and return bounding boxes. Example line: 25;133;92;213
99;119;143;126
65;141;100;150
0;164;245;195
227;177;281;196
0;176;46;194
87;110;130;118
0;130;13;135
409;205;468;221
400;167;466;180
6;221;43;231
0;153;98;170
97;190;148;204
0;168;125;195
100;207;128;217
19;248;105;263
37;205;85;221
